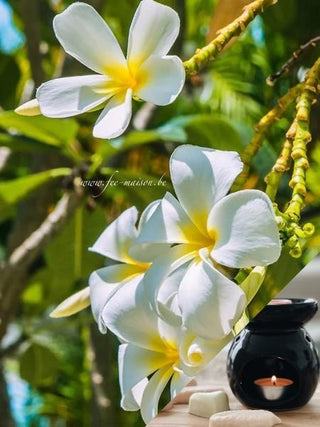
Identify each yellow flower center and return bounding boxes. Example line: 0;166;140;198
164;341;179;364
102;61;149;95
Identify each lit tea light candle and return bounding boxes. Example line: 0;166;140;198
254;375;294;400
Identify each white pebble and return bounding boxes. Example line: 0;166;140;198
209;409;282;426
188;390;229;418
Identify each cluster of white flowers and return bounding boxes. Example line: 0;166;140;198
52;144;281;423
29;1;281;422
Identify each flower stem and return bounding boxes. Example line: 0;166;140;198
264;136;293;201
184;0;278;75
285;57;320;221
232;83;303;192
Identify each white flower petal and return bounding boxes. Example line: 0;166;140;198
179;330;233;374
121;377;148;411
36;75;112;118
178;257;246;340
142;244;197;319
127;0;180;67
156;263;188;326
170;145;243;234
209;190;281;268
53;2;126;75
136;192;205;245
89;206;139;263
140;364;173;423
89;264;144;333
129;200;169;263
50;287;90;318
170;370;193;400
136;55;185;106
119;343;170;410
138;200;161;234
93;89;132;139
101;276;165;351
157;299;182;327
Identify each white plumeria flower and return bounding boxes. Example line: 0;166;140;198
15;0;185;139
89;206;156;332
89;202;185;333
103;276;227;423
134;145;282;340
49;200;166;320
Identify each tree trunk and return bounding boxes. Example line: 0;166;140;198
89;324;121;427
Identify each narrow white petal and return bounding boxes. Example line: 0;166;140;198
53;3;126;75
136;55;185;106
93;89;132;139
89;264;144;333
209;190;281;268
119;343;170;410
101;276;165;351
89;206;139;263
136;192;205;245
50;287;90;318
170;145;243;235
140;364;173;423
178;257;246;340
36;75;111;118
128;0;180;67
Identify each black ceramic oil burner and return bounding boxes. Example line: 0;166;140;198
227;298;320;410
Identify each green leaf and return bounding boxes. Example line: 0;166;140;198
19;343;59;387
0;111;79;146
185;115;244;151
111;114;244;151
240;266;267;305
111;130;160;150
0;168;71;221
0;133;59;153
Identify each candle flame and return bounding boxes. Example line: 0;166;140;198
271;375;277;385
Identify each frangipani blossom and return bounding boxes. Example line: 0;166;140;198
89;201;180;333
135;145;281;340
104;276;227;423
48;206;147;321
88;206;154;333
15;0;185;139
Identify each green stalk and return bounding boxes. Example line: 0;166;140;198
184;0;278;75
232;83;303;192
285;57;320;221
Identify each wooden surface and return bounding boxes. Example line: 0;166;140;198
148;348;320;427
148;384;320;426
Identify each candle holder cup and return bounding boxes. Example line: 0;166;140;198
227;298;320;410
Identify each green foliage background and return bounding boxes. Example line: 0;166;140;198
1;0;320;426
